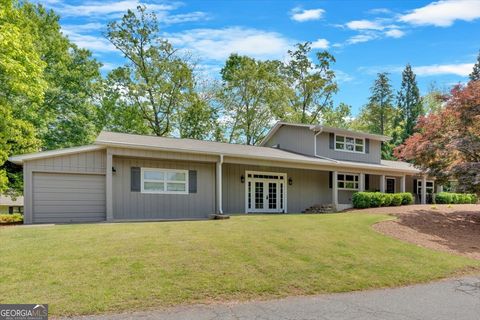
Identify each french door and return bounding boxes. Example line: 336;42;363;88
246;171;286;213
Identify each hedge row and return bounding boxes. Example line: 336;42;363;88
0;213;23;224
435;192;478;204
352;192;414;209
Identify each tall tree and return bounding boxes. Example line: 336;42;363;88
354;73;395;136
104;6;197;137
321;103;352;128
394;64;422;143
283;42;338;124
218;54;286;145
352;73;395;158
0;0;45;193
469;50;480;81
395;81;480;194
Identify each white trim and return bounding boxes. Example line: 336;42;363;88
9;145;105;164
140;167;189;195
245;170;287;213
337;172;360;191
334;134;365;154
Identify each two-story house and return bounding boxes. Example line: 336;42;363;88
10;122;440;224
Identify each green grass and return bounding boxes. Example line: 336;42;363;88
1;214;479;316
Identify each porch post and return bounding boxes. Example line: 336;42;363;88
216;155;223;214
332;171;338;210
436;184;443;193
379;175;385;193
421;176;427;204
106;151;113;221
400;176;406;193
359;173;365;192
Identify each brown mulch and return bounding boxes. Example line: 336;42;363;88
348;204;480;260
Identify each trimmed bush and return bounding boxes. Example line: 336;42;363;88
435;192;478;204
391;194;403;206
0;213;23;224
352;192;414;208
400;192;414;205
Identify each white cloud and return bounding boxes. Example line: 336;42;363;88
62;23;104;33
384;29;405;38
311;38;329;49
368;8;392;15
160;11;209;24
399;0;480;27
346;34;377;44
291;8;325;22
55;0;179;17
167;27;293;61
346;19;384;30
413;63;474;76
62;29;117;52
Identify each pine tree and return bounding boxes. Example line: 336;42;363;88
395;64;422;142
469;50;480;81
365;72;394;136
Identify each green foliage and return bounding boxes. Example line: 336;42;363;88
321;102;353;128
393;64;423;144
469;50;480;81
283;42;338;124
353;192;413;208
218;54;287;144
435;192;478;204
104;6;202;138
0;213;23;224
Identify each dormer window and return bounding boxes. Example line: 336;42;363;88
335;134;364;153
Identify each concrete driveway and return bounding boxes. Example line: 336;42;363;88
67;275;480;320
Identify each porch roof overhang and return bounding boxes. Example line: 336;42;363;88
94;131;420;175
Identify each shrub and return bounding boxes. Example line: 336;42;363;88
400;192;414;205
435;192;477;204
391;194;403;206
0;213;23;224
352;192;371;209
352;192;414;208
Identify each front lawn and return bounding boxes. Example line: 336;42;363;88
1;214;478;316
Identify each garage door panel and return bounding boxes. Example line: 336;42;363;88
34;193;106;201
33;173;106;223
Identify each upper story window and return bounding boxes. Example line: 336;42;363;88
141;168;188;194
335;134;364;153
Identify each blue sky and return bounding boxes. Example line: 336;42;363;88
41;0;480;115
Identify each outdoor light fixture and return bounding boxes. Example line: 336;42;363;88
112;166;117;173
288;177;293;185
240;175;245;183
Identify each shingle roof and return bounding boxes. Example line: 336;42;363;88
95;131;419;174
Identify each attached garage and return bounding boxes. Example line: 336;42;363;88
32;173;106;223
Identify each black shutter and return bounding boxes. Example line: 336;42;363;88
365;139;370;153
188;170;197;193
329;133;334;149
329;171;333;188
413;179;418;194
131;167;141;192
365;174;370;191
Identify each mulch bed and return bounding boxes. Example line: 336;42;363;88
349;204;480;260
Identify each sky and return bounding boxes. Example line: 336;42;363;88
39;0;480;115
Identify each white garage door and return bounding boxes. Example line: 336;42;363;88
33;173;106;223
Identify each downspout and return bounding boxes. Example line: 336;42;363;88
216;154;224;214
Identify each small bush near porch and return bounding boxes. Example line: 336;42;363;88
353;192;414;208
435;192;478;204
1;214;478;316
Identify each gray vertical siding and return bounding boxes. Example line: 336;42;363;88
23;149;107;224
263;125;315;156
222;163;332;213
315;132;382;163
112;157;215;220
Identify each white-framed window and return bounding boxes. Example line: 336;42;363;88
335;134;365;153
337;173;359;190
417;180;434;195
141;168;188;194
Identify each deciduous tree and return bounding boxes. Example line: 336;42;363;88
395;81;480;194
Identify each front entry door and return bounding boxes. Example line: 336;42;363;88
247;171;286;213
386;178;395;193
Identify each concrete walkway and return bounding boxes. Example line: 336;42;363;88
67;276;480;320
